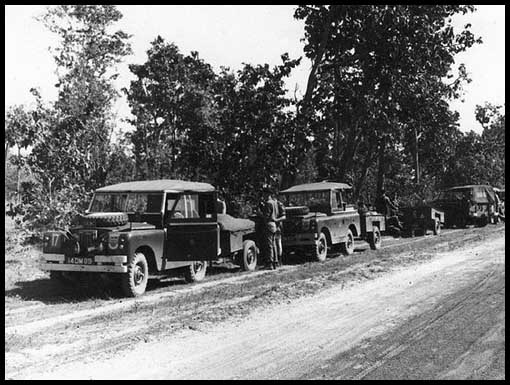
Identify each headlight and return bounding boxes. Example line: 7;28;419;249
118;234;127;250
302;221;310;231
310;219;317;232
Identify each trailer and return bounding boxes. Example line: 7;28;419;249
400;205;444;237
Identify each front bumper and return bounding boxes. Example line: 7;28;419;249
40;254;128;273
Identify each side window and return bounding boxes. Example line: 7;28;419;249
172;196;186;218
199;193;216;219
335;191;342;208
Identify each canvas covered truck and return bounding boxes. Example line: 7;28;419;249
279;182;386;262
40;179;259;297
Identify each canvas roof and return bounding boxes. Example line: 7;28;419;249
446;184;493;191
96;179;215;193
281;181;352;193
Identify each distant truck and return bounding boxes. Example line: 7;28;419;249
40;180;259;297
432;184;498;228
279;182;386;261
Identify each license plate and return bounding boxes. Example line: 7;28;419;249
68;257;94;265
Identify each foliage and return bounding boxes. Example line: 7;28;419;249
294;5;481;202
7;5;131;237
124;37;217;180
442;103;505;188
125;37;300;202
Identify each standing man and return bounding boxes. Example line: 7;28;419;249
274;192;286;266
216;188;227;215
376;189;402;233
375;189;398;217
257;185;278;270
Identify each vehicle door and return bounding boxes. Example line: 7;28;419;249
165;193;219;262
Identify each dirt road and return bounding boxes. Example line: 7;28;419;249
7;227;504;380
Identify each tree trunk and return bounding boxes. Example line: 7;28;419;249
376;140;387;197
414;126;420;184
337;121;361;182
354;143;376;200
16;147;21;204
291;6;334;186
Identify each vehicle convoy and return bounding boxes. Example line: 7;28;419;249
431;185;498;228
40;180;259;297
279;182;386;261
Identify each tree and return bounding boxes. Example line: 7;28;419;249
5;104;37;202
294;5;481;200
211;55;301;197
125;37;217;180
125;38;301;201
11;5;132;236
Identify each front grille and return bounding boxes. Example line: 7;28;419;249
78;230;98;254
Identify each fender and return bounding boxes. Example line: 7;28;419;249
121;229;165;270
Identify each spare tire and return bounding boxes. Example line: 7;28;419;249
285;206;310;216
81;212;129;227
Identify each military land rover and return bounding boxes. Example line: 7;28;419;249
432;184;498;228
40;180;259;297
279;182;386;261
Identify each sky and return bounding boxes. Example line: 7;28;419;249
4;5;506;135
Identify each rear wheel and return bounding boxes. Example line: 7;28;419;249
476;217;488;227
433;219;441;235
368;226;381;250
341;229;355;255
241;240;258;271
121;252;149;297
184;261;207;283
314;232;328;262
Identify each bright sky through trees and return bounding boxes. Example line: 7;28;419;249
5;5;505;134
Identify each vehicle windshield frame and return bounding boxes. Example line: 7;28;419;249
437;189;471;201
88;192;164;214
280;190;332;208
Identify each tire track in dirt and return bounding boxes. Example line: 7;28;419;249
348;269;502;380
6;295;255;378
4;269;273;336
20;233;504;380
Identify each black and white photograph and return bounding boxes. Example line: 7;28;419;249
5;4;505;380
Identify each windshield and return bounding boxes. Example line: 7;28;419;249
281;190;330;207
437;189;470;201
90;193;163;213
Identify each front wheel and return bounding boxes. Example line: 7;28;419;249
121;252;149;297
241;240;258;271
341;229;355;255
314;232;328;262
456;215;468;229
184;261;207;283
368;226;381;250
